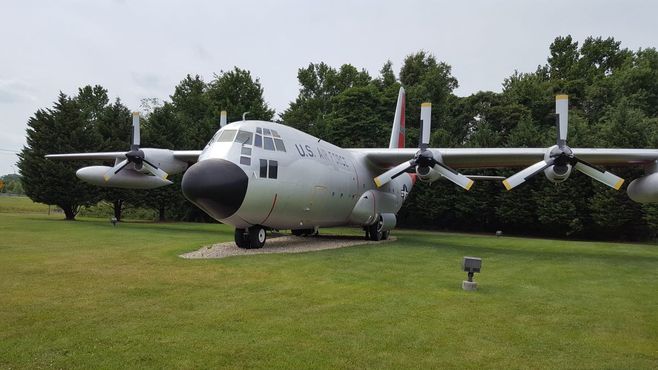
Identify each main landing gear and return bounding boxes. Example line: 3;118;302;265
291;228;317;237
364;216;389;241
234;226;267;249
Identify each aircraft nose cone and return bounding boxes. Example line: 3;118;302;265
182;158;248;220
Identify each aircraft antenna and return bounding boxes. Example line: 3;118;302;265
242;112;250;121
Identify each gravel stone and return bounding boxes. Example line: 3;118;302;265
179;233;396;259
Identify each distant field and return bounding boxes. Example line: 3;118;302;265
0;200;657;368
0;195;50;214
0;196;156;220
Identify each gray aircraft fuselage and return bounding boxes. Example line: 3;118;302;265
181;120;414;231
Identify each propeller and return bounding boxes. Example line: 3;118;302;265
374;103;474;190
103;112;169;182
502;95;624;191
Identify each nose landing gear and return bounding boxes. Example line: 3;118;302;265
234;226;267;249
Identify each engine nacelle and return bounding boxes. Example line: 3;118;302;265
140;148;188;174
543;165;571;183
77;166;172;189
416;165;441;183
543;145;571;183
627;173;658;203
416;150;444;183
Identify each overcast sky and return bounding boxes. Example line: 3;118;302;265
1;0;657;176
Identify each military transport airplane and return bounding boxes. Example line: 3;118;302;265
47;89;658;249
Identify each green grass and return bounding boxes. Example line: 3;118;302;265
0;201;657;368
0;195;50;214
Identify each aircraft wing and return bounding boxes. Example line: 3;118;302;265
350;148;658;169
45;150;202;162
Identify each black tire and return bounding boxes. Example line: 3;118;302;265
382;230;390;240
291;229;304;236
291;228;314;236
248;226;266;249
234;228;250;249
367;217;383;241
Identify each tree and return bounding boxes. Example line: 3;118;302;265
206;68;275;133
18;93;102;219
95;97;140;221
280;62;371;137
324;85;387;148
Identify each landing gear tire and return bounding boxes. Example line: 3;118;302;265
367;217;384;241
234;228;250;249
291;228;315;237
291;229;303;236
382;230;390;240
248;226;266;249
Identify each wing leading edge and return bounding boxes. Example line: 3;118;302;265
350;148;658;170
45;150;202;162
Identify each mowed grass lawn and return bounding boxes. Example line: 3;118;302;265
0;197;657;369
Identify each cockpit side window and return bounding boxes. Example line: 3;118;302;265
273;138;286;152
263;137;275;151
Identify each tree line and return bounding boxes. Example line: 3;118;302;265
18;35;658;239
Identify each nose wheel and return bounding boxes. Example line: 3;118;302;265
234;226;267;249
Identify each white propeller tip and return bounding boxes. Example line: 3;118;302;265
614;178;624;190
374;177;384;187
465;179;474;191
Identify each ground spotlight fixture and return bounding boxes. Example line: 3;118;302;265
462;256;482;291
111;217;118;227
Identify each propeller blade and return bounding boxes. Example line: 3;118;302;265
420;102;431;150
220;110;227;127
573;160;624;190
131;112;141;151
104;159;129;181
556;95;568;146
142;160;169;180
374;160;415;187
433;163;474;190
502;159;555;190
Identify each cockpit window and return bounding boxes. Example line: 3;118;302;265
263;137;275;151
215;129;236;142
274;138;286;152
235;130;253;145
253;126;286;152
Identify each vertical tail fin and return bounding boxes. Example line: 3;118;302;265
388;87;406;149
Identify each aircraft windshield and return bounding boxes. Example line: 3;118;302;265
215;129;236;142
235;130;253;145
